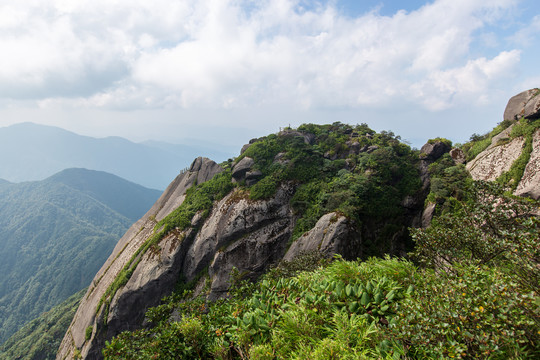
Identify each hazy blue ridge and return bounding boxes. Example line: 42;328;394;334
0;122;235;190
44;168;162;222
0;168;161;344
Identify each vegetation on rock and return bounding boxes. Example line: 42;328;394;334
461;119;514;161
242;123;421;243
496;118;540;189
103;179;539;359
425;153;472;212
97;122;422;324
100;122;539;359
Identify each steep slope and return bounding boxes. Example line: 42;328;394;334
0;123;233;189
45;168;162;222
58;123;425;359
0;169;161;344
0;289;85;360
465;88;540;199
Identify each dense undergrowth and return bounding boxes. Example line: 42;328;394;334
103;180;539;359
98;122;540;359
241;123;421;241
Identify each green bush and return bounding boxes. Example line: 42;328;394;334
391;264;539;359
427;137;453;147
85;326;93;341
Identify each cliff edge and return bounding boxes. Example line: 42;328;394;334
57;123;424;359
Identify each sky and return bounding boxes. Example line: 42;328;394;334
0;0;539;153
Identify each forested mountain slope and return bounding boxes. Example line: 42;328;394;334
0;169;161;345
1;289;85;360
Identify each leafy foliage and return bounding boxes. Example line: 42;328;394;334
413;181;540;291
425;153;472;211
403;180;540;358
241;123;421;243
427;137;453;147
103;256;415;360
461;119;514;161
103;177;540;359
391;264;539;359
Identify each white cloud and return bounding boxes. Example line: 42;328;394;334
411;50;521;110
0;0;524;112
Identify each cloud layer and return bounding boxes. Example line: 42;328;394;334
0;0;530;113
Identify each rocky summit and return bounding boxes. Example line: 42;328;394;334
57;90;540;359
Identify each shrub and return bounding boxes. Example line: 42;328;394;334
85;326;93;341
391;264;539;359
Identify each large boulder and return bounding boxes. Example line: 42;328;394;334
197;186;295;299
278;129;316;145
419;141;451;161
449;148;465;164
284;213;358;262
231;156;255;183
504;88;540;121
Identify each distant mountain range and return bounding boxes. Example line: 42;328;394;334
0;168;161;344
0;123;235;190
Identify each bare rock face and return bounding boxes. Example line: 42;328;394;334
231;156;255;183
466;135;525;182
421;202;437;228
504;88;540;121
420;141;451;161
464;89;540;202
449;148;465;164
515;129;540;199
56;157;223;360
284;213;358;262
278;129;316;145
200;186;295;299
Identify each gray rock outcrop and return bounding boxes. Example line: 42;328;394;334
420;141;451;161
504;88;540;121
278;130;316;145
449;148;465;164
56;157;223;360
245;170;263;186
57;126;427;359
231;156;255;183
514;129;540;199
284;213;358;262
466;90;540;200
466;134;524;182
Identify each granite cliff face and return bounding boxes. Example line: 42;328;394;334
57;157;224;359
57;124;424;359
466;88;540;200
